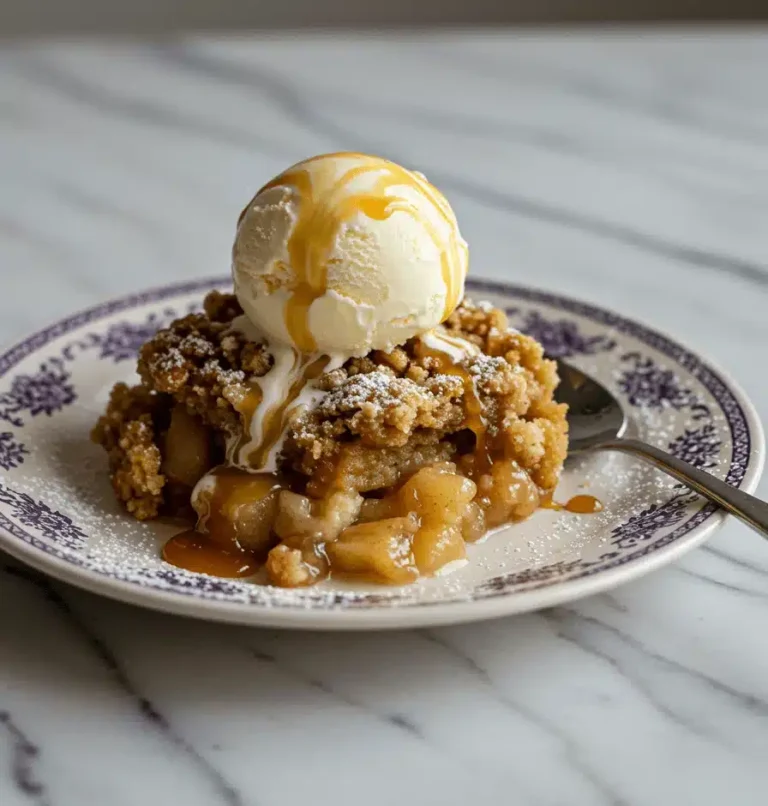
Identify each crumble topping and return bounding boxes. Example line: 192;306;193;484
92;291;567;518
91;382;170;519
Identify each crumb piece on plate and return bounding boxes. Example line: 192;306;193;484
90;382;169;519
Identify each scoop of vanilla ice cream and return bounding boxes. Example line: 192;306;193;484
232;152;468;356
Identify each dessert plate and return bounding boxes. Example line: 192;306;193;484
0;278;763;629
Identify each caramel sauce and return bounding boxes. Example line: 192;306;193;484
162;467;282;578
542;493;603;514
195;467;281;536
254;153;466;352
162;531;260;578
230;383;263;462
564;494;603;514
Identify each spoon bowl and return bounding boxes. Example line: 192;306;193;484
554;359;768;536
554;359;627;452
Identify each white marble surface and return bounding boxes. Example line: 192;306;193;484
1;29;768;805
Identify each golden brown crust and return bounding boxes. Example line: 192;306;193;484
288;300;567;491
303;434;456;497
94;292;568;517
137;309;271;435
448;300;568;489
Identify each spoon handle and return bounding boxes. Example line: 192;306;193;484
598;437;768;536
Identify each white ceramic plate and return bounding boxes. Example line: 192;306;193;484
0;278;763;629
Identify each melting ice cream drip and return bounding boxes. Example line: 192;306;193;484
226;315;344;473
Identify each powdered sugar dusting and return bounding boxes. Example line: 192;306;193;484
317;370;444;417
466;354;507;382
149;346;186;374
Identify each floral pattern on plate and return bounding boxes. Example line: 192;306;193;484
0;278;762;628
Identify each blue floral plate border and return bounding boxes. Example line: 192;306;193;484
0;277;763;629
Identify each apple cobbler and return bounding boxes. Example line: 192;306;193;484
92;292;567;586
91;152;568;587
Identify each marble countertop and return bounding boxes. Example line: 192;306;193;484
2;29;768;806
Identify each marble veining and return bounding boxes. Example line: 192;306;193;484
1;29;768;806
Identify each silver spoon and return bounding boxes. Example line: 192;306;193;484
555;359;768;534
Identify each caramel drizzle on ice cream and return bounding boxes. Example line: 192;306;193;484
244;152;468;354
